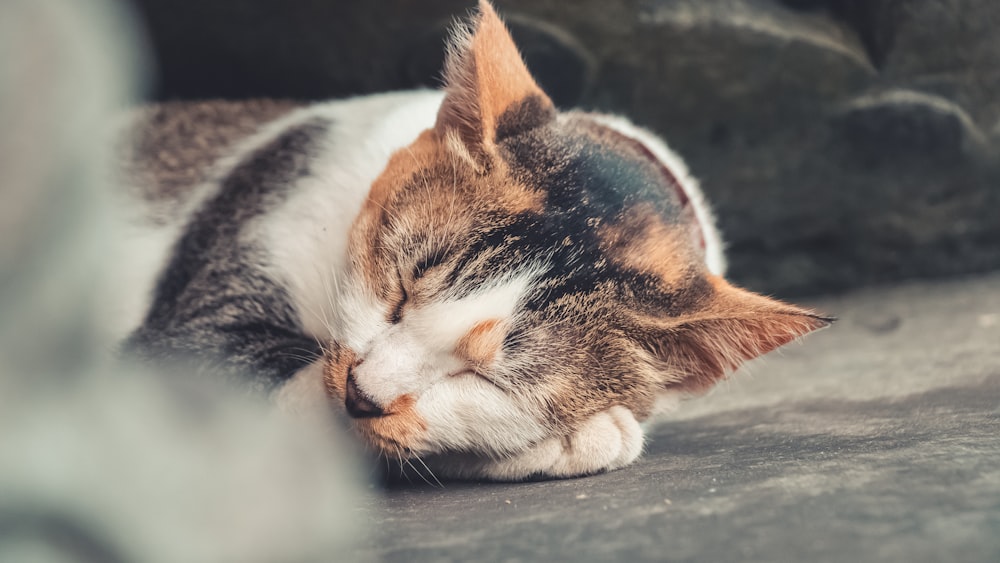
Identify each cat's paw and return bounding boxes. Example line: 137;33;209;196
480;406;645;480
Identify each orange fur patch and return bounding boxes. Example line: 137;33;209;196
351;128;543;299
647;276;831;394
322;341;355;401
455;318;507;369
492;166;546;214
356;394;428;455
467;2;547;143
436;0;553;156
599;207;695;287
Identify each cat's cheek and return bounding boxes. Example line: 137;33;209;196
354;395;430;454
412;378;550;457
321;342;355;401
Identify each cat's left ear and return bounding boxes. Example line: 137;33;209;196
639;277;833;395
435;0;556;163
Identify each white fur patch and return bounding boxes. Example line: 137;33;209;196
255;90;446;344
429;405;645;480
107;96;430;345
416;374;549;458
410;266;545;350
351;266;545;406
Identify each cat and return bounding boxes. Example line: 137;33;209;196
116;0;830;481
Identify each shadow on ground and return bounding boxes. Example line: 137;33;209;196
361;275;1000;562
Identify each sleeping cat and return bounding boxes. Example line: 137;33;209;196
117;1;830;480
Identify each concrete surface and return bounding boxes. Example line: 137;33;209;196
358;273;1000;562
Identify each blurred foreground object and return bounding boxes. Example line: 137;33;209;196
0;1;365;561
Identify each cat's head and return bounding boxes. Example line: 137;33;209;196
323;1;829;463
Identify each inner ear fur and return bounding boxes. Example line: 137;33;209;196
640;276;832;395
435;0;555;160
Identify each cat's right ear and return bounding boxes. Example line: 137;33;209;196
435;0;556;165
638;276;833;396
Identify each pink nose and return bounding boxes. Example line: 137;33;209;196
344;367;385;419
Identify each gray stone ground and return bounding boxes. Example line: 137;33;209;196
358;273;1000;562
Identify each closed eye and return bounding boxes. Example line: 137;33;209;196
448;368;498;387
389;286;406;324
390;249;450;324
389;266;407;324
413;248;449;281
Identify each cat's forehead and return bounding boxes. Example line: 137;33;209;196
500;109;689;220
484;109;708;308
355;103;709;317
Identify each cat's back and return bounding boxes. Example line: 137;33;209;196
120;99;304;223
117;91;445;224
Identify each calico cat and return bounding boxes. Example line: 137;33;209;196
117;1;830;480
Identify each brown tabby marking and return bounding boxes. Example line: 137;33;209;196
121;99;300;222
598;206;698;289
352;127;544;301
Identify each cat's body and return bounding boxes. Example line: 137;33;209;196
117;2;827;480
115;92;452;387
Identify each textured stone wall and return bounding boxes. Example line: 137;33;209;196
129;0;1000;296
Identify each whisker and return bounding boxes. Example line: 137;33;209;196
316;262;341;335
364;195;402;225
301;303;335;337
395;445;410;483
276;352;321;364
411;453;444;489
404;458;436;487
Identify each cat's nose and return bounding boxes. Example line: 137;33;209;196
344;368;385;419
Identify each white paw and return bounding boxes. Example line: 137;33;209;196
478;406;645;480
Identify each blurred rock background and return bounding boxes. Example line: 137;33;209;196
126;0;1000;296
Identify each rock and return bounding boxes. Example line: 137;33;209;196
125;0;1000;296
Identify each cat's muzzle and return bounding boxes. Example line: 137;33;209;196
344;366;385;418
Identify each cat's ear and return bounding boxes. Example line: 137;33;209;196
640;277;832;394
435;0;555;162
